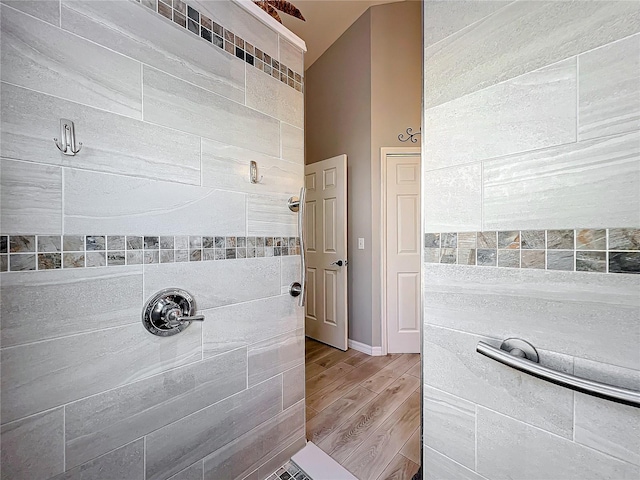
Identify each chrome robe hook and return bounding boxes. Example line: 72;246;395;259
54;119;82;155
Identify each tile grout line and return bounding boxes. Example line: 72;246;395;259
477;403;637;465
572;391;576;443
424;0;517;52
475;403;478;472
606;228;610;273
1;75;300;159
143;436;147;480
576;55;579;141
0;343;249;424
63;405;66;472
199;137;203;187
424;129;636;175
141;62;144;120
61;167;65;239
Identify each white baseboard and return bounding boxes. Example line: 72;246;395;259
348;339;383;356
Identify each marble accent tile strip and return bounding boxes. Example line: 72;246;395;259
0;234;300;272
134;0;304;93
424;228;640;274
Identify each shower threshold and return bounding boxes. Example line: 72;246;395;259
268;442;357;480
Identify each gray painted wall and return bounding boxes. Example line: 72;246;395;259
0;1;305;478
305;2;421;347
422;1;640;479
305;9;373;345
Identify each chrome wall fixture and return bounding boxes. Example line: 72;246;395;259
142;288;205;336
288;187;306;306
249;160;263;184
54;118;83;155
398;127;421;143
477;338;640;408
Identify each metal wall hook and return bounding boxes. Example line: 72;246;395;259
249;160;263;184
54;119;82;156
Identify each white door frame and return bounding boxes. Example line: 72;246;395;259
380;146;421;355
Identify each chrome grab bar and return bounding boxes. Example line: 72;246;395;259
477;338;640;408
297;186;306;307
287;187;306;307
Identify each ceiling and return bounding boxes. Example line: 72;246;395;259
280;0;405;70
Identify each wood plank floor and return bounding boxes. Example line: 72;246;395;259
304;338;420;480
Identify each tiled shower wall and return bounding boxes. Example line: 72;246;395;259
0;1;305;478
422;2;640;479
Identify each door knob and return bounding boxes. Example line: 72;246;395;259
330;260;347;267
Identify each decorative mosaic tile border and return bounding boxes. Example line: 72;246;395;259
424;228;640;274
0;234;300;272
135;0;304;92
268;461;311;480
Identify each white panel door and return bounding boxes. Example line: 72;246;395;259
386;154;420;353
304;155;348;350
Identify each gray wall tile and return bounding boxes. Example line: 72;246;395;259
65;348;247;469
424;163;481;232
424;264;640;370
145;377;283;480
283;365;305;409
278;37;304;75
574;357;640;391
201;138;303;194
423;1;509;49
1;266;142;347
425;58;576;170
425;1;640;108
281;255;301;292
145;257;281;312
1;2;305;479
0;408;64;480
1;84;201;184
246;66;303;128
203;294;301;358
1;5;142;118
1;0;60;25
1;322;201;423
143;66;280;157
64;169;245;235
281;123;304;165
243;436;306;480
1;159;62;234
423;324;574;438
248;328;304;387
423;386;476;469
248;193;298;237
477;407;640;479
575;392;640;466
579;34;640;140
484;131;640;230
423;446;486;480
53;439;144;480
574;360;640;465
168;462;204;480
203;401;304;480
61;0;245;103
